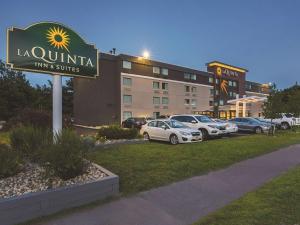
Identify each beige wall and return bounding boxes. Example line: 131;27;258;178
246;91;268;117
120;73;214;121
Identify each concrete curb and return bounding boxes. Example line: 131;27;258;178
0;164;119;225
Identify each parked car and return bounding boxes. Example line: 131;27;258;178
169;115;227;140
228;117;271;133
254;117;280;129
264;113;300;130
121;117;147;128
211;118;239;135
140;119;202;145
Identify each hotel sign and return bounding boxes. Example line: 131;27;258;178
217;67;239;77
7;22;98;78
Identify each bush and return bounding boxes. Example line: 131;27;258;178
97;125;139;140
0;144;22;178
10;126;51;162
3;109;51;131
44;129;87;180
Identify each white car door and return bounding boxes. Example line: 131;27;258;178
156;121;171;141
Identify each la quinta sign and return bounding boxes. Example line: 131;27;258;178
6;22;99;137
7;22;98;78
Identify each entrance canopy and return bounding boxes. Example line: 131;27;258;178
227;96;267;104
227;95;267;117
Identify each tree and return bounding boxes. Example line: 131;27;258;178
0;60;35;120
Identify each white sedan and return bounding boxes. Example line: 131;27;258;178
140;119;202;145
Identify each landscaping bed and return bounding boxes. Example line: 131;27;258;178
0;162;107;199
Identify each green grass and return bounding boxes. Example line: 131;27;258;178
194;166;300;225
88;129;300;195
0;131;10;145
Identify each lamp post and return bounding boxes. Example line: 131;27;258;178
52;74;62;138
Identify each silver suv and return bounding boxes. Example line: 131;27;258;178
170;115;227;140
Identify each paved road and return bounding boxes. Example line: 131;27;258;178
39;144;300;225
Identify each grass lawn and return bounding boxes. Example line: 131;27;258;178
88;129;300;196
194;166;300;225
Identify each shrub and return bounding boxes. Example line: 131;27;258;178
44;129;87;180
3;109;51;131
0;144;22;178
81;135;96;150
97;125;139;140
10;126;51;162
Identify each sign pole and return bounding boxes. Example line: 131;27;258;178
53;74;62;139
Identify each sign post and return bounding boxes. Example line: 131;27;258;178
6;22;99;140
52;74;62;136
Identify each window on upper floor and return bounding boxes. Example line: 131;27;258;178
184;73;197;81
161;68;168;76
153;81;160;89
153;66;160;74
184;99;190;105
215;89;219;95
228;80;233;86
123;95;132;104
191;99;197;106
162;97;169;104
191;87;197;93
185;86;190;92
162;82;168;90
123;77;132;86
219;99;224;105
216;79;219;84
153;97;160;104
209;77;214;83
191;74;196;80
233;81;237;87
210;89;214;96
122;61;131;69
209;100;214;106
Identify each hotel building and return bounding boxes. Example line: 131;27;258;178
74;53;270;126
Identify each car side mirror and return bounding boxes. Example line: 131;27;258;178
191;120;197;124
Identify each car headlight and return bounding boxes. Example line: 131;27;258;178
179;131;191;136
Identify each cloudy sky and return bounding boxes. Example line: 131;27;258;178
1;0;299;89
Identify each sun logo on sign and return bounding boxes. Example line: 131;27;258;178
46;27;70;52
216;67;222;77
220;80;228;94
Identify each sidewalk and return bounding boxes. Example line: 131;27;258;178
39;144;300;225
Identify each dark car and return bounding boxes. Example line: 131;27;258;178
122;117;147;129
229;117;271;133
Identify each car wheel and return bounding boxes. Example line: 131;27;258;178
143;132;150;141
255;127;262;134
200;129;209;141
169;134;179;145
281;122;290;130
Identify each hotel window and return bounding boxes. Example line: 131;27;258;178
161;68;168;76
209;100;214;106
216;79;219;84
123;111;132;120
233;81;237;87
209;77;214;83
210;89;214;96
123;95;132;104
191;74;196;80
233;92;237;98
162;82;168;90
229;91;233;97
184;73;190;79
219;99;224;105
153;66;160;74
153;81;160;89
191;99;197;106
123;77;132;86
228;80;233;86
122;61;131;69
153;97;160;105
185;85;190;92
153;112;160;119
215;89;219;95
184;99;190;105
162;97;169;104
191;87;197;92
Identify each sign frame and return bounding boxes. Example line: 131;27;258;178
6;21;99;79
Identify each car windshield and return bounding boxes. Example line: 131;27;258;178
166;120;188;128
195;116;213;123
285;113;294;118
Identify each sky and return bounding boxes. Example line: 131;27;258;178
0;0;299;89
